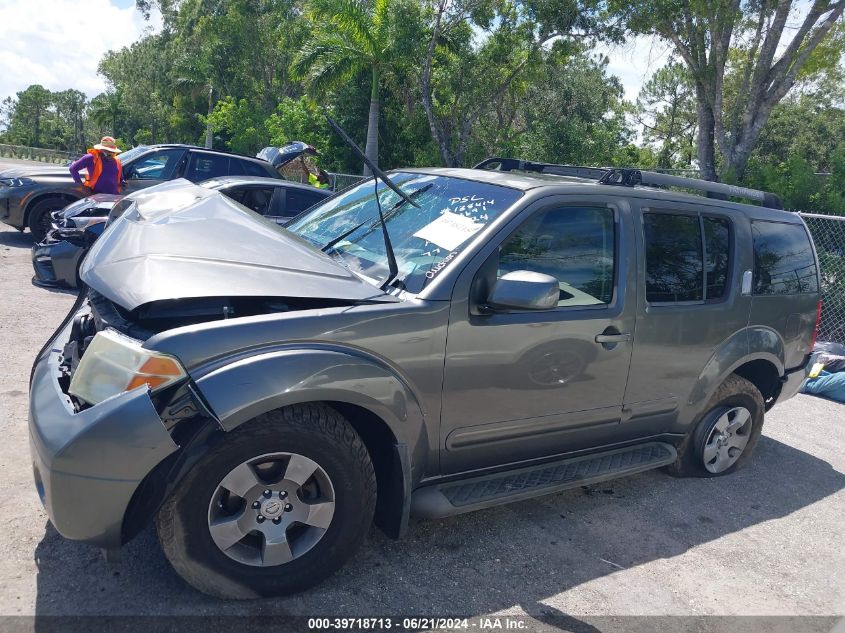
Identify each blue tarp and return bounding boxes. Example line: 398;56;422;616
801;370;845;403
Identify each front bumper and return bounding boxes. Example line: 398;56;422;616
0;187;29;228
29;317;178;548
31;237;86;287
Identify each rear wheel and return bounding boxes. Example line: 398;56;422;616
668;374;764;477
156;404;376;599
27;198;66;242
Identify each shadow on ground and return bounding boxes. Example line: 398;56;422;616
0;230;34;249
31;435;845;623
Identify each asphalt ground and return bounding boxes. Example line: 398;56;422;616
0;159;842;632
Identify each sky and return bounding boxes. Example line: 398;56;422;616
0;0;661;107
0;0;158;103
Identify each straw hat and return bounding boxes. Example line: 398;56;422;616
93;136;121;153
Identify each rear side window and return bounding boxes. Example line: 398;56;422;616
644;212;732;303
752;221;818;295
235;159;272;178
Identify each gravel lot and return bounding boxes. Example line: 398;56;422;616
0;160;843;629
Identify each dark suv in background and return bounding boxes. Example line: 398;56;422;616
0;144;279;240
28;160;821;599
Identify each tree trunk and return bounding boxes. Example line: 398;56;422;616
695;85;718;181
420;0;457;167
205;84;214;149
363;66;379;177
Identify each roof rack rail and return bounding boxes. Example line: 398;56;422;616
473;157;783;210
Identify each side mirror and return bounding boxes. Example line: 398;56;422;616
486;271;559;312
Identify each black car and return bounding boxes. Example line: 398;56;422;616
2;144;280;241
31;177;330;288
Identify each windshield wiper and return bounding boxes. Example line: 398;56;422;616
322;220;367;253
322;183;432;254
325;112;420;289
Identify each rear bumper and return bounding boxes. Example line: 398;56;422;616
29;317;178;548
777;356;815;404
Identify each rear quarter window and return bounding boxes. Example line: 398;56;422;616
752;221;818;295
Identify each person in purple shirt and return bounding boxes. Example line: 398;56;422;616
69;136;124;195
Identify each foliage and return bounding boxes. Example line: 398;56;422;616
2;0;843;198
612;0;845;181
635;60;696;168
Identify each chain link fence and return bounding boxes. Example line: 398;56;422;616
800;212;845;344
279;171;364;192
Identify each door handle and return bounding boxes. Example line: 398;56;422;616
595;332;631;344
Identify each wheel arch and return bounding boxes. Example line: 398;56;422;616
122;398;414;545
23;191;80;226
683;326;784;428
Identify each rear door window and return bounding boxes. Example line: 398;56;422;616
752;221;818;294
643;211;732;303
125;149;185;180
704;217;730;300
234;186;275;215
644;213;703;302
286;189;327;216
185;153;230;181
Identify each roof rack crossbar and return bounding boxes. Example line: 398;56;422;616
473;157;783;209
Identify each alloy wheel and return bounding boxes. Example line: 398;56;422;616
702;406;753;474
207;452;336;567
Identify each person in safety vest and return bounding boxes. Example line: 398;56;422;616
69;136;123;194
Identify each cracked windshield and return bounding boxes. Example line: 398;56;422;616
287;172;522;292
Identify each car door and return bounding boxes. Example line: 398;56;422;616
440;196;638;474
622;200;748;429
122;148;187;193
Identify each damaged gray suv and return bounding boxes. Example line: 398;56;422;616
29;160;821;598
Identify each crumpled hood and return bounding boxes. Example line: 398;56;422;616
80;179;389;310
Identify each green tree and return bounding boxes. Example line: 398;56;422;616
635;60;697;168
293;0;399;175
420;0;611;166
9;85;53;147
88;89;127;138
613;0;845;181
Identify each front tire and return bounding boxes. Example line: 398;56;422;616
27;198;66;242
668;374;764;478
156;404;376;599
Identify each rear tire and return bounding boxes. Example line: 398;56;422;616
667;374;764;478
156;404;376;599
27;198;66;242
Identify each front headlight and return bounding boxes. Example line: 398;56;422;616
0;177;35;187
68;329;187;405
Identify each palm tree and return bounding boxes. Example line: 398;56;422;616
88;89;126;139
292;0;393;176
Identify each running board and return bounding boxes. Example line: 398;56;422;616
411;442;677;519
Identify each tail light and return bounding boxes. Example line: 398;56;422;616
810;300;823;351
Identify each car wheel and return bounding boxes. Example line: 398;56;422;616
156;403;376;599
28;198;66;242
667;374;764;478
